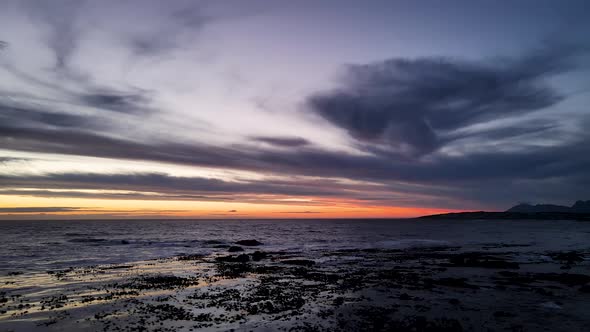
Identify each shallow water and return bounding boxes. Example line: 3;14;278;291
1;218;589;272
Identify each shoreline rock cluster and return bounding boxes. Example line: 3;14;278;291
0;240;589;331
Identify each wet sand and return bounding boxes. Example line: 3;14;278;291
1;242;589;331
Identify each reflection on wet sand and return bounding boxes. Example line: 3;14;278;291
1;244;590;331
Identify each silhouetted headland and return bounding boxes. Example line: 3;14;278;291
419;200;590;221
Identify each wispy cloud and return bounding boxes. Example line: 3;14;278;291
251;136;310;147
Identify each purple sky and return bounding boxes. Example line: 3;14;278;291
1;0;589;217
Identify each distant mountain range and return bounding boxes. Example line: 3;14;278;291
419;200;590;221
506;200;590;213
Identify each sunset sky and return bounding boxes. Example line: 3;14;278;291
1;0;589;219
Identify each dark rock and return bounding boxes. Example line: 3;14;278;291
216;254;250;263
125;275;199;290
495;271;590;287
535;288;554;296
281;259;315;267
204;240;225;245
140;303;197;321
253;265;284;274
550;251;584;265
344;312;464;332
251;251;268;261
235;239;263;246
178;254;204;261
429;277;479;289
447;253;519;269
303;271;340;283
235;254;250;263
215;261;252;278
228;246;244;252
68;238;106;243
494;311;516;318
101;264;134;270
541;273;590;286
504;272;590;286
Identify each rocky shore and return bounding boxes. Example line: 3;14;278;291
1;240;589;331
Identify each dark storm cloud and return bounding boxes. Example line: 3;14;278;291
0;102;93;129
255;136;590;184
0;157;29;164
1;117;589;185
0;173;360;207
448;119;559;142
308;45;582;156
1;65;155;117
0;126;242;168
0;172;379;200
0;189;228;202
0;188;338;207
0;207;83;213
79;90;152;114
2;125;589;208
2;66;154;119
0;87;154;140
251;136;310;147
0;40;8;50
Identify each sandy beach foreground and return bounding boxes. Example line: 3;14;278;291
1;240;589;332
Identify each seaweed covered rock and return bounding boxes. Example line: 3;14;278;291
236;239;263;246
251;251;268;261
281;259;315;267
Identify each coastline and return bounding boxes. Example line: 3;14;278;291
418;211;590;221
1;240;589;331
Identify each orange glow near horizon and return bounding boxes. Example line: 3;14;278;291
0;194;462;220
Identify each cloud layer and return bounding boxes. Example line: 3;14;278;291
1;1;590;214
309;46;581;156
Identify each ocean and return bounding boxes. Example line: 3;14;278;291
1;218;588;272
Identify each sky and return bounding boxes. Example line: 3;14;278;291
1;0;589;219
